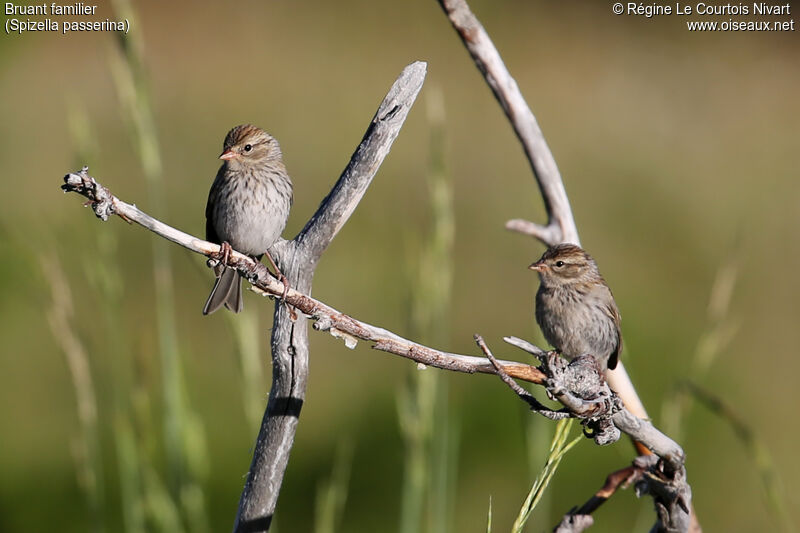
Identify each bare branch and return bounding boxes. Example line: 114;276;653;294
63;173;692;533
576;464;642;515
554;454;693;532
297;62;427;262
475;334;568;420
634;454;693;533
61;168;545;385
500;335;685;464
437;0;579;247
504;217;562;244
502;335;548;357
64;5;692;522
554;464;642;532
611;409;685;471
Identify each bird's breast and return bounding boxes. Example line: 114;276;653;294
209;168;292;256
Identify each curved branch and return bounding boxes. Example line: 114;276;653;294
437;2;692;529
437;0;579;247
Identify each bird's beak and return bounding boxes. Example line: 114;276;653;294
528;261;545;272
219;149;238;160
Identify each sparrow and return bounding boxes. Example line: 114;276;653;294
203;124;293;315
529;244;622;371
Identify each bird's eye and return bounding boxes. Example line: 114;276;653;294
243;144;253;152
555;261;565;267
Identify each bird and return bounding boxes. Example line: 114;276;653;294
203;124;293;315
529;243;622;372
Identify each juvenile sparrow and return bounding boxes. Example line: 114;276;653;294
203;124;293;315
529;244;622;372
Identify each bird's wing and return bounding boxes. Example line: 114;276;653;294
205;168;223;244
603;297;622;370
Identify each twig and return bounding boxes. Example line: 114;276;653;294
475;335;567;420
575;465;642;516
555;454;692;533
503;336;548;358
553;464;642;533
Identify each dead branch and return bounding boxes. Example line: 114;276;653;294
553;464;642;533
437;1;692;528
64;162;691;462
554;454;692;533
226;61;428;532
475;334;568;420
61;165;545;386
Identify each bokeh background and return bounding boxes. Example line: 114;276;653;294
1;0;798;531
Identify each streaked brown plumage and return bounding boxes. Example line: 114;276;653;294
203;124;293;315
529;244;622;371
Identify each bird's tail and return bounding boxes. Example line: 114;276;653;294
203;267;243;314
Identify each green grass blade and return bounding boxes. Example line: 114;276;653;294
315;439;355;533
512;418;581;533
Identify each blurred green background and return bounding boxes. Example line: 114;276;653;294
1;0;798;531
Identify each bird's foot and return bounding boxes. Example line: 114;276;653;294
278;273;297;321
264;250;297;321
218;241;233;266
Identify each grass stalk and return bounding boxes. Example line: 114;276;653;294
314;439;355;533
397;84;457;533
225;309;267;435
43;253;105;532
108;0;208;528
661;246;740;441
511;418;581;533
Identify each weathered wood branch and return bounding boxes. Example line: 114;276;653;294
220;61;429;533
555;454;693;533
437;0;692;530
60;166;545;386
